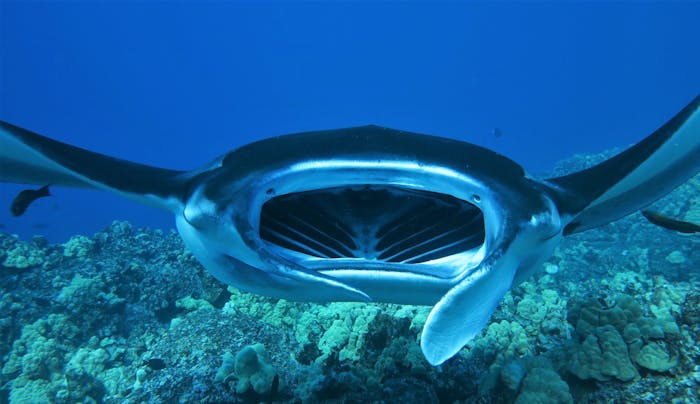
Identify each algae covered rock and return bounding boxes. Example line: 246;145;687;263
216;343;278;395
62;235;95;258
572;294;641;337
476;320;532;360
2;237;46;269
568;324;639;382
235;344;277;395
515;367;573;404
175;295;214;312
494;356;573;404
630;341;678;372
566;292;684;381
500;359;526;391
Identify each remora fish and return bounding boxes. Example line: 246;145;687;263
641;210;700;234
1;95;698;365
10;184;51;216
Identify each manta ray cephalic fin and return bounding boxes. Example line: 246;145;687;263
420;248;516;366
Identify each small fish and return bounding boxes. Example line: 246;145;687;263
491;127;502;138
144;358;167;370
641;210;700;234
10;185;51;216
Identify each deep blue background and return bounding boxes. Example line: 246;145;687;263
1;2;699;242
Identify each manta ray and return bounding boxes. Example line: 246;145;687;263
1;96;698;365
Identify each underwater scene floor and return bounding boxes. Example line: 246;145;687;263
0;159;698;403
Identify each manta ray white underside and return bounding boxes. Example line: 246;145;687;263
1;95;698;365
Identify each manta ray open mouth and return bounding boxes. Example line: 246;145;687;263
259;185;485;264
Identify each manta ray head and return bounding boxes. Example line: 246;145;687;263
173;126;564;364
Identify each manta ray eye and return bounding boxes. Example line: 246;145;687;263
259;185;485;264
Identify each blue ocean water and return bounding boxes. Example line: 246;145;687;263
1;3;700;403
1;2;699;242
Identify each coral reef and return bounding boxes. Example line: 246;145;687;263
566;292;682;381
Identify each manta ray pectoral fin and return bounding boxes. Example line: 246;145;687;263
0;121;94;188
547;95;700;235
0;121;186;211
420;249;516;366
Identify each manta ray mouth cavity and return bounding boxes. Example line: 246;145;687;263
259;185;485;265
